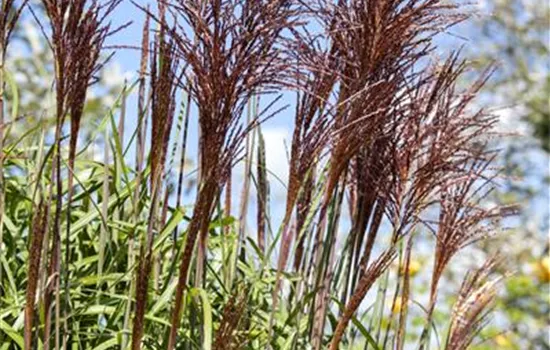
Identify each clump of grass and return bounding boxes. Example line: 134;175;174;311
131;7;180;347
0;1;520;349
0;0;27;305
161;2;299;348
36;1;126;346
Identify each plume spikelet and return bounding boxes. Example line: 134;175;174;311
131;9;180;349
38;1;124;345
134;7;150;198
0;0;27;52
40;0;124;169
305;1;470;344
428;158;518;302
277;30;337;274
24;199;48;350
164;1;298;347
445;257;503;350
213;291;249;350
270;33;337;323
149;32;179;188
284;32;337;230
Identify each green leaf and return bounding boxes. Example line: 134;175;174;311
82;305;117;316
70;179;136;238
149;279;178;316
152;206;186;252
92;337;118;350
190;288;213;350
0;319;23;348
3;69;19;121
79;273;126;286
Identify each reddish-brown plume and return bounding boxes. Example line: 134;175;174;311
24;199;48;350
278;31;337;273
149;33;179;188
0;0;27;53
213;291;249;350
41;0;124;160
131;11;181;348
37;1;125;346
164;1;299;348
296;1;471;345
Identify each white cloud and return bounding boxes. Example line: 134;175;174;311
102;63;135;89
495;105;531;136
261;126;291;184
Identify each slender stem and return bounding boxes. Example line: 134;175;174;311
0;32;5;302
131;175;161;350
51;119;63;350
236;96;257;264
98;127;110;297
123;14;150;349
24;202;47;350
382;240;405;349
173;89;191;255
311;179;346;350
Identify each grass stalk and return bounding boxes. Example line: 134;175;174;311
330;250;396;350
131;178;161;350
24;200;47;349
396;235;414;350
0;22;5;304
98;127;110;297
123;12;150;350
173;88;191;255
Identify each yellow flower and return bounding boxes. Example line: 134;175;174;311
533;256;550;283
392;297;403;314
494;334;512;347
398;259;422;277
408;259;421;277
